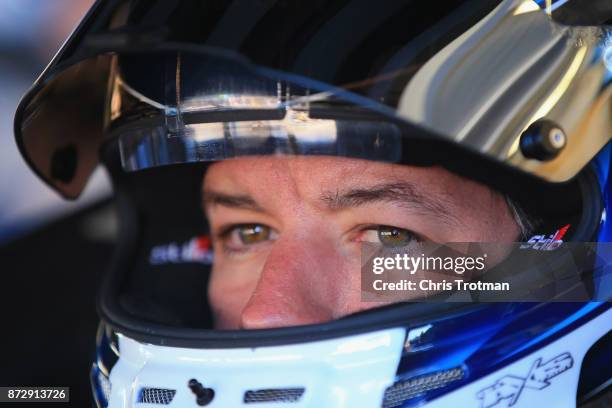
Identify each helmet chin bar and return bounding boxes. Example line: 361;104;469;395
109;328;406;407
92;305;612;407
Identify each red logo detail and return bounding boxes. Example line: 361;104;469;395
520;224;571;251
149;235;213;265
194;236;211;251
552;224;570;242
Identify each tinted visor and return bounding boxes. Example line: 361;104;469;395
15;0;612;198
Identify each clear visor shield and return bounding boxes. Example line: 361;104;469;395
113;53;407;171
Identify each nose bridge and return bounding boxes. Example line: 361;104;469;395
240;229;340;329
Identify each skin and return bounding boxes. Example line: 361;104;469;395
203;156;519;330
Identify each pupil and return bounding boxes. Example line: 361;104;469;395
240;225;266;244
378;226;410;247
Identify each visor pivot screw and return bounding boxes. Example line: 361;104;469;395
188;379;215;406
519;119;566;161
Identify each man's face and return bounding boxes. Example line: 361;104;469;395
203;156;519;330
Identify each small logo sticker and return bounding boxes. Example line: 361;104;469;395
520;224;570;251
476;352;573;408
149;236;213;265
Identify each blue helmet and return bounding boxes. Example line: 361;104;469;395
14;0;611;407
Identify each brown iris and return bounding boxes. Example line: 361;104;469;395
377;226;414;247
238;224;271;245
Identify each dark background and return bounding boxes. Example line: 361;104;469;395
0;201;115;407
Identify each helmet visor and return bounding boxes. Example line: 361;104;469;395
15;0;612;198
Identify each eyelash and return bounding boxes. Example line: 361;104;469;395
216;224;277;255
356;224;421;245
214;223;421;254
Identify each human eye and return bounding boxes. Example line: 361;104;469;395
217;223;277;252
358;225;419;247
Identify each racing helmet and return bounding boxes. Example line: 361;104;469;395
13;0;612;407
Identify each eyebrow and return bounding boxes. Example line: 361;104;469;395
203;181;460;226
202;190;265;212
320;182;460;225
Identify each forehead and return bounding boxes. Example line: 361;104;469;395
203;156;454;195
201;156;513;241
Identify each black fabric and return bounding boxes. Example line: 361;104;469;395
102;141;213;329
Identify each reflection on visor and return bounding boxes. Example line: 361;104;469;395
117;111;403;171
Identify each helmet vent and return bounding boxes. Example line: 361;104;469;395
243;388;305;404
382;367;464;408
137;387;177;405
